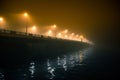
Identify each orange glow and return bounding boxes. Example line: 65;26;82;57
32;26;36;30
53;24;56;28
24;12;28;17
64;29;68;33
71;33;74;36
48;30;52;36
76;34;79;37
58;33;61;36
0;17;5;29
0;17;3;22
0;12;93;44
65;35;68;38
80;35;84;39
0;13;92;44
57;32;62;38
48;30;52;33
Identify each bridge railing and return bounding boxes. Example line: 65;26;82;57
0;29;63;40
0;29;86;43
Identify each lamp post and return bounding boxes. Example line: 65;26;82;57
31;25;37;34
63;29;68;39
23;12;28;34
0;17;3;22
32;26;36;31
57;32;62;38
71;33;74;40
80;35;84;42
64;29;68;33
52;24;56;37
76;34;79;40
0;17;4;29
48;30;52;36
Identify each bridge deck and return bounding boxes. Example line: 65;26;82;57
0;29;89;68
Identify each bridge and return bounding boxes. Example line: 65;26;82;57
0;29;90;80
0;29;89;64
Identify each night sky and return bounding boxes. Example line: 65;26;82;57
0;0;119;49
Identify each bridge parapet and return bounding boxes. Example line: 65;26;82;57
0;29;85;43
0;28;90;68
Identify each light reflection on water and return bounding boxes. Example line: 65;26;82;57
45;48;89;79
45;47;92;79
0;48;91;80
45;48;90;79
29;62;35;78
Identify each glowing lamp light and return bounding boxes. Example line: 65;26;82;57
76;34;79;37
79;35;84;42
80;35;84;39
32;26;36;30
65;35;68;38
24;12;28;17
71;33;74;36
48;30;52;33
64;29;68;33
48;30;52;36
53;24;56;28
58;33;62;37
0;17;3;22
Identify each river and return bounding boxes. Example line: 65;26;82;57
0;46;120;80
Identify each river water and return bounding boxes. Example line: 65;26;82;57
0;46;120;80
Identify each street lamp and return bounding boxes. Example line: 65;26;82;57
65;35;68;39
80;35;84;42
23;12;28;34
0;17;3;22
52;24;57;37
57;32;62;38
71;33;74;36
64;29;68;33
63;29;68;39
24;12;28;17
53;24;56;28
48;30;52;36
32;25;36;31
70;33;75;40
76;34;79;40
0;17;4;29
31;25;37;34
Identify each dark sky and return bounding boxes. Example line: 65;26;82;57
0;0;119;48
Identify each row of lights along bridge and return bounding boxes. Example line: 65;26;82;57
0;12;92;44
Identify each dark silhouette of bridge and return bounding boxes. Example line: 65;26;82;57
0;29;90;80
0;29;89;66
